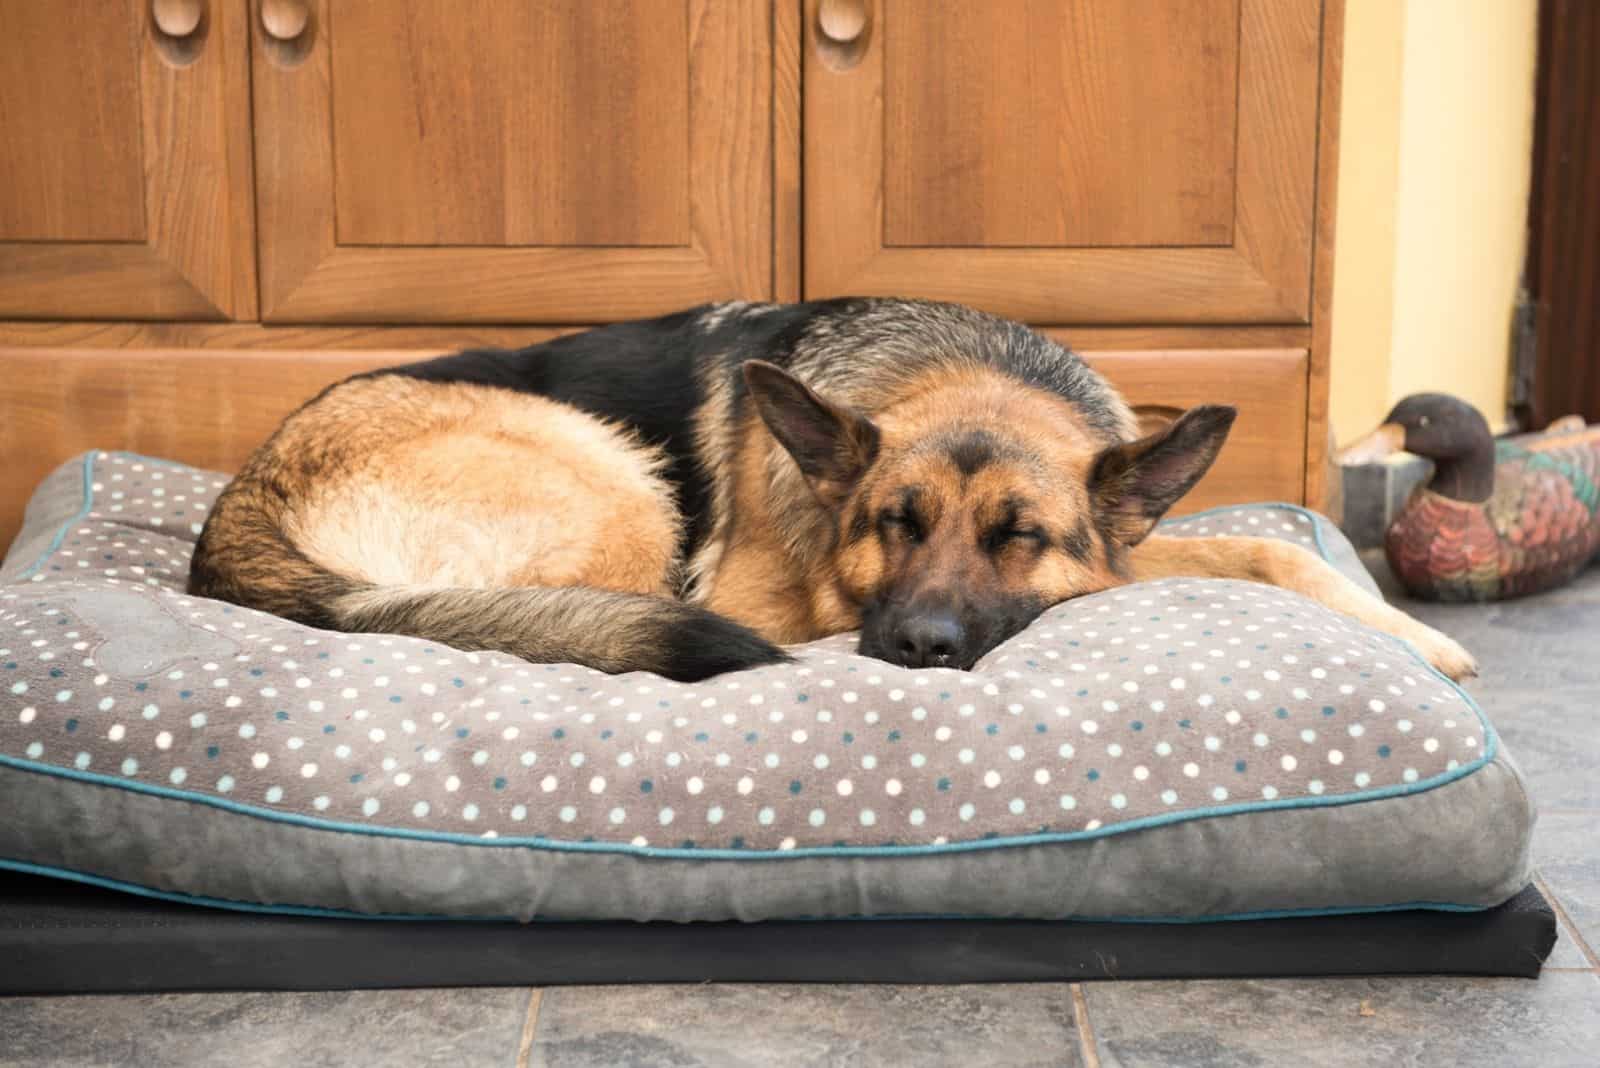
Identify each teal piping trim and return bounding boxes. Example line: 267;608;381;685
2;454;1496;864
14;452;97;580
0;857;1488;924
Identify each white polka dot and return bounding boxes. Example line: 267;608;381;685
1328;749;1344;765
1160;789;1178;805
958;803;975;821
107;724;125;742
265;786;284;804
758;807;775;825
909;808;926;826
1211;786;1229;802
511;805;528;821
1059;795;1077;810
1354;772;1372;788
1308;779;1325;795
1280;754;1297;771
1403;767;1419;783
252;752;270;769
362;798;379;816
155;731;172;750
1182;762;1199;778
1261;785;1279;800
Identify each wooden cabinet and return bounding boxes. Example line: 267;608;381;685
0;1;1344;525
253;0;772;322
0;0;257;321
805;0;1322;323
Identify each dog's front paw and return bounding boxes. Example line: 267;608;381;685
1409;624;1478;682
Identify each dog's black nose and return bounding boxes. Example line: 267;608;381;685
892;614;965;668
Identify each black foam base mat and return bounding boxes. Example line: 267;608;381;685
0;872;1555;994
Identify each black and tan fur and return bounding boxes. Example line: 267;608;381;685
190;299;1475;682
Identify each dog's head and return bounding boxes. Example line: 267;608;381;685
743;361;1235;670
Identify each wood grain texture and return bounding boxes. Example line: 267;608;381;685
0;0;258;320
0;346;1306;548
0;320;1313;353
883;0;1238;248
1524;0;1600;429
254;0;769;322
0;0;145;242
804;0;1320;323
332;0;688;248
1086;349;1309;515
1303;0;1342;512
773;0;803;303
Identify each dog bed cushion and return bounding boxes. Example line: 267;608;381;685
0;452;1533;923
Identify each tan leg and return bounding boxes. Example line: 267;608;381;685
1129;535;1478;681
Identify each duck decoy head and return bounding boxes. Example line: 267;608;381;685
1338;393;1496;502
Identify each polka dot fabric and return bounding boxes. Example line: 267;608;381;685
0;452;1493;859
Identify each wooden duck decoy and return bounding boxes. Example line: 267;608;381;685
1341;393;1600;602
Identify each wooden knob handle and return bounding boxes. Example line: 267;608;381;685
151;0;203;38
261;0;309;42
818;0;868;44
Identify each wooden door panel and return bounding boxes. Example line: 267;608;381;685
884;0;1237;249
256;0;769;323
0;1;146;242
332;0;688;248
807;0;1323;323
0;0;258;320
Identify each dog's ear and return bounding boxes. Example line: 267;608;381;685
743;360;880;507
1089;405;1237;546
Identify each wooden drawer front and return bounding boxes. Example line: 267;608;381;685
1078;348;1309;514
0;346;1305;548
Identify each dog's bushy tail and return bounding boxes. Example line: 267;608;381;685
328;583;789;681
189;505;788;682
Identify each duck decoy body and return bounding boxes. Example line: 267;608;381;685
1347;393;1600;602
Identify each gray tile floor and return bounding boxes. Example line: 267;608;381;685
4;562;1599;1068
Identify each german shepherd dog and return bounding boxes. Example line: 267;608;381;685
190;299;1475;683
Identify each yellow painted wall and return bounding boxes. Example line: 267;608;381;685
1328;0;1538;445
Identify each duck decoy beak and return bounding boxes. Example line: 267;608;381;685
1336;422;1406;465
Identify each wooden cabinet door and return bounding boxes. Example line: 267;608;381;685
252;0;771;323
805;0;1324;324
0;0;257;320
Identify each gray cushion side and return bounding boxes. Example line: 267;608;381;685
1;454;92;583
0;755;1533;922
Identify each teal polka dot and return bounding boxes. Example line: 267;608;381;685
788;780;803;794
1378;745;1392;758
640;780;654;793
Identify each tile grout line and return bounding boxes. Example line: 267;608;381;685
1070;983;1103;1068
1536;873;1600;971
515;987;546;1068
